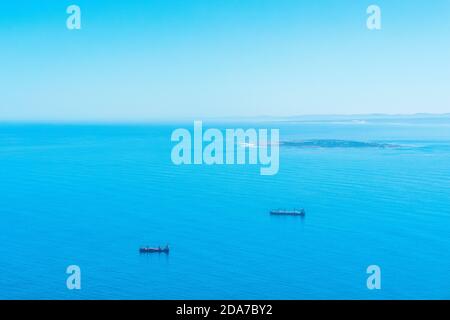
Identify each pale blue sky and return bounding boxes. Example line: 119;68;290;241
1;0;449;121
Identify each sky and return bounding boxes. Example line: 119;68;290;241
0;0;449;121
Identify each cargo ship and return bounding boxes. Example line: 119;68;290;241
139;245;169;254
270;208;305;216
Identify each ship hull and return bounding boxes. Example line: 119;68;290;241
139;248;169;254
270;211;305;216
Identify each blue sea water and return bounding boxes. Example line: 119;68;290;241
0;119;449;299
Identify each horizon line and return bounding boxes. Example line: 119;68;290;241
1;112;450;125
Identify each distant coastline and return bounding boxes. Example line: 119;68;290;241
281;140;401;149
201;113;450;123
0;113;449;125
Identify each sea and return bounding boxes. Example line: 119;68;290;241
0;117;449;299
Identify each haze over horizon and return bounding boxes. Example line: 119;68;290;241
1;0;449;121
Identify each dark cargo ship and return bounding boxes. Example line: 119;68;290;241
270;209;305;216
139;245;170;254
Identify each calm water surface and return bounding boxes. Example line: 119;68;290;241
0;119;449;299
